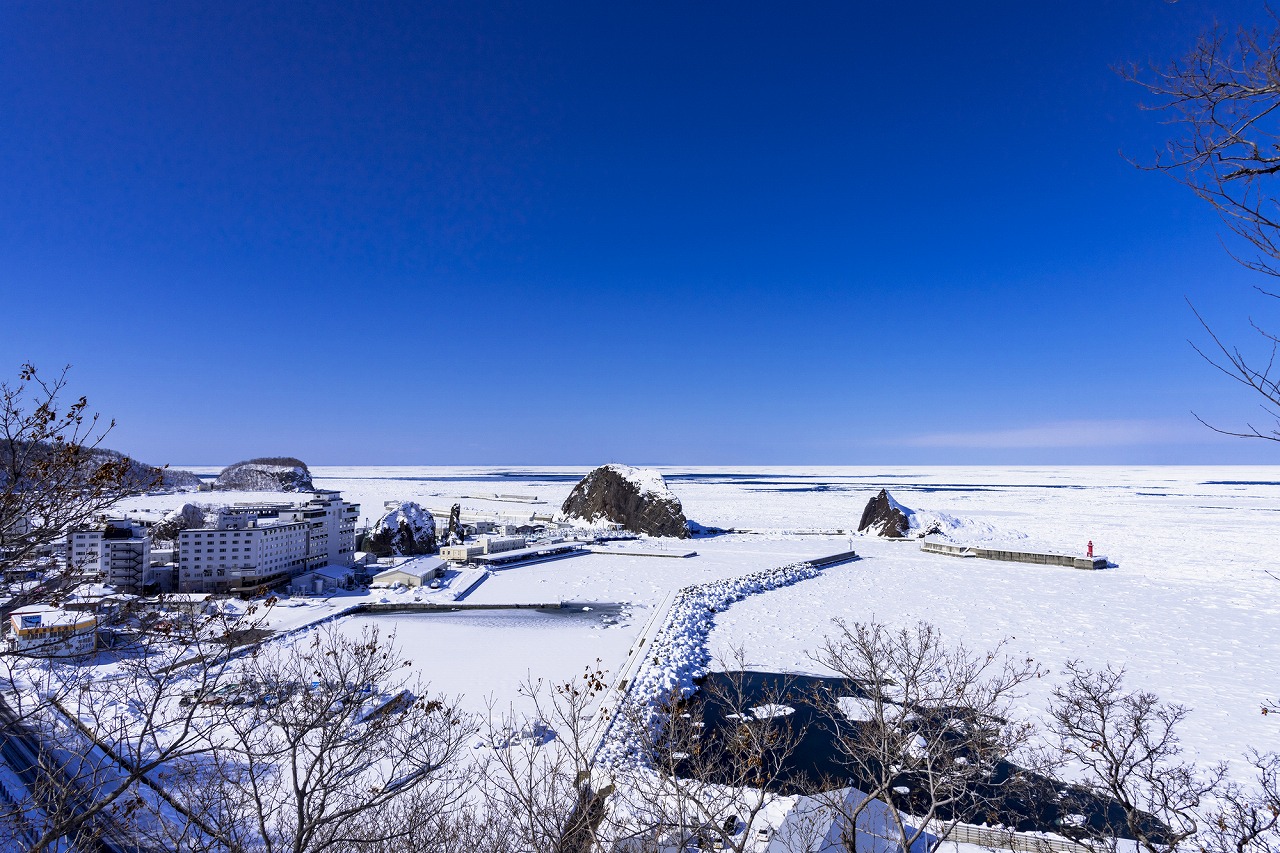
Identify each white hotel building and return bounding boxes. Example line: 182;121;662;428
177;491;358;595
67;519;154;593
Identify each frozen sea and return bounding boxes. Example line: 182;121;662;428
118;465;1280;772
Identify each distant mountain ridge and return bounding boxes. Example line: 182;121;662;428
90;447;203;492
0;441;202;493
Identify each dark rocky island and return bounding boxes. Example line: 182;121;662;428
857;488;912;538
561;464;690;538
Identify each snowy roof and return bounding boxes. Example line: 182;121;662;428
10;605;95;629
397;554;446;572
307;564;355;581
473;542;583;564
65;591;138;604
139;593;212;605
372;555;445;580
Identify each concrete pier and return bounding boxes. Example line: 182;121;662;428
921;536;1107;570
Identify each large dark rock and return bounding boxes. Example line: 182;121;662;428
857;489;912;538
561;464;690;539
363;502;437;557
214;457;313;492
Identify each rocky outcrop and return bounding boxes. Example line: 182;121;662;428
151;503;207;542
363;502;437;557
857;489;912;538
561;464;690;539
214;457;313;492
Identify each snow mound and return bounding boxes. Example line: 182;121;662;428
908;508;1032;549
859;489;1031;548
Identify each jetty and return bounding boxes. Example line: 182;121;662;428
921;536;1108;570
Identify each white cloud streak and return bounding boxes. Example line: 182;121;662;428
897;419;1201;449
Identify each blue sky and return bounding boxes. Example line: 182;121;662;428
3;1;1279;466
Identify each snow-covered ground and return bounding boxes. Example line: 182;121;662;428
113;466;1280;772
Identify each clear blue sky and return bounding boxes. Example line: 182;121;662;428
3;1;1278;466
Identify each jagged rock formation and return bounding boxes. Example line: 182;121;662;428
151;503;207;542
561;464;690;539
214;457;313;492
858;489;912;538
363;502;437;556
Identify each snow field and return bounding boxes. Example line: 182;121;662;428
707;536;1279;779
113;466;1280;778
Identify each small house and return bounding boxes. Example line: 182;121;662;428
288;564;354;595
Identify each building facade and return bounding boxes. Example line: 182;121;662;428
176;492;359;595
440;535;526;563
218;491;359;571
67;520;154;593
177;513;308;595
9;605;97;657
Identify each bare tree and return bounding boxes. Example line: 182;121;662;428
469;661;634;853
1046;662;1225;853
0;362;152;582
0;600;275;852
1201;750;1280;853
1124;18;1280;440
197;624;473;853
467;652;824;853
808;619;1040;853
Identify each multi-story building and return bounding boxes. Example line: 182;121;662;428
176;491;359;595
67;520;154;593
177;513;308;595
219;490;358;570
8;605;97;657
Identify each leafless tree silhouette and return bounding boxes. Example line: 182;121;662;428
1125;17;1280;440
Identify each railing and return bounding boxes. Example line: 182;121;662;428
0;772;41;846
937;821;1093;853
